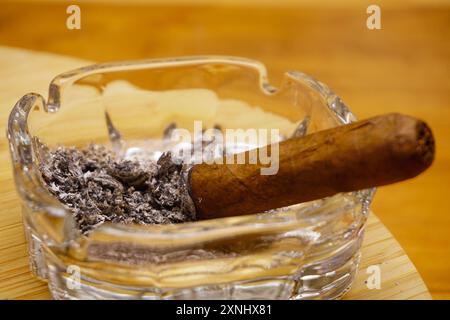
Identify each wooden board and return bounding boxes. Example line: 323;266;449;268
0;47;431;300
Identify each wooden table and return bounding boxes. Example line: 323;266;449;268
0;0;448;299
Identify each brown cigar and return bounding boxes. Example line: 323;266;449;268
188;113;435;220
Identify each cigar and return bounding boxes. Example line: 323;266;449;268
188;113;435;220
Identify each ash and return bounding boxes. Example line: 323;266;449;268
40;144;195;234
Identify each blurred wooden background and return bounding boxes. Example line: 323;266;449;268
0;0;449;299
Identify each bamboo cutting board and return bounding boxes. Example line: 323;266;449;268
0;47;431;300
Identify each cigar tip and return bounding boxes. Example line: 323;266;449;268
415;120;435;168
387;113;435;171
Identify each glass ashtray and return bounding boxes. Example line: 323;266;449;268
7;56;373;300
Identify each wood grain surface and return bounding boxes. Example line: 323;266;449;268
0;0;448;299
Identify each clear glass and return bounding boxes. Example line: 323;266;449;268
7;56;374;300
